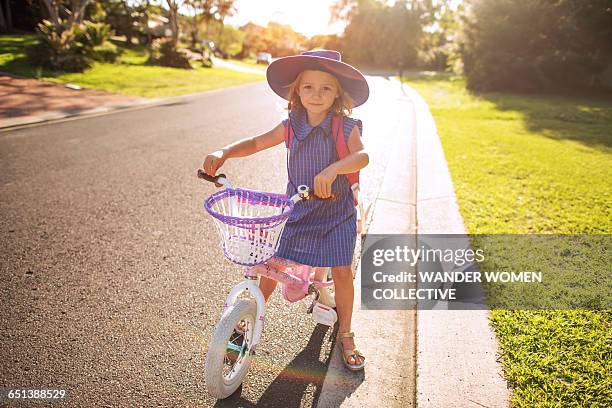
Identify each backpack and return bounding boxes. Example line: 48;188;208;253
284;115;367;233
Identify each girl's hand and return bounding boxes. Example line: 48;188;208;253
203;150;226;176
314;166;338;199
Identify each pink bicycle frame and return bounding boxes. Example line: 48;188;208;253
248;257;334;302
220;257;334;351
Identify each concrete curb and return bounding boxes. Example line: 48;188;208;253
0;100;157;130
408;87;511;408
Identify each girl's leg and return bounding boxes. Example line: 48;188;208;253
314;267;335;307
236;276;276;333
313;267;328;282
331;265;364;366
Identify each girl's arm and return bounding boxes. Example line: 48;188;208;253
314;126;369;198
202;123;285;176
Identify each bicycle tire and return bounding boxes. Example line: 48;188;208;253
204;299;257;399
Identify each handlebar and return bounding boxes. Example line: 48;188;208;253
196;169;335;201
197;169;228;188
295;185;336;202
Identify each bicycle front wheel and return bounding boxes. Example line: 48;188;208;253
204;299;257;399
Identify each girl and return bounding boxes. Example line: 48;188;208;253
202;50;370;371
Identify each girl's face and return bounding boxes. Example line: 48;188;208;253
297;70;339;115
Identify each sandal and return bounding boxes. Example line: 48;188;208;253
337;331;366;372
234;319;246;335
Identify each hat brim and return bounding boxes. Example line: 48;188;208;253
266;55;369;107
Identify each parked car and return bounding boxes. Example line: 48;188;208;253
256;52;272;65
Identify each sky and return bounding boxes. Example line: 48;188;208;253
226;0;347;38
226;0;463;38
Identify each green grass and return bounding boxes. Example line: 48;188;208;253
0;35;263;98
403;73;612;407
471;235;610;310
406;73;611;234
228;58;267;70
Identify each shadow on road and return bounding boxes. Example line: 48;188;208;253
214;324;355;408
156;100;193;108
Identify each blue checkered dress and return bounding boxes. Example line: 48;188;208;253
275;107;362;267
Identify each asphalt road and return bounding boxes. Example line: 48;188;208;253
0;78;402;407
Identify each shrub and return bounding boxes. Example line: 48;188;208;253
91;41;119;62
81;21;111;47
26;20;119;71
202;56;213;68
147;38;192;69
80;21;119;63
27;20;92;72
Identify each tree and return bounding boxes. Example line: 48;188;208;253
0;2;6;33
121;0;134;43
215;0;235;37
330;0;360;23
459;0;612;92
177;0;215;48
165;0;181;44
0;0;13;32
308;34;343;52
236;21;307;58
130;0;163;45
238;22;266;58
38;0;92;32
338;0;424;68
185;0;208;47
179;0;236;50
213;24;243;57
100;0;135;43
263;22;307;56
415;0;462;70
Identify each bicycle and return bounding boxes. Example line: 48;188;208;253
197;169;338;399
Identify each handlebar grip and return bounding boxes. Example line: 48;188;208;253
197;169;226;187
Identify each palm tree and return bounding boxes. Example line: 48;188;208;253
215;0;236;37
38;0;92;32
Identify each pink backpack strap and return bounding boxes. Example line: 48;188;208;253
332;116;360;185
332;115;360;206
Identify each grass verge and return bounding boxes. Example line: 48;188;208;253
403;72;612;407
0;35;263;98
228;58;267;70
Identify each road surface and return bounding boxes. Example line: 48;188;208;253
1;77;408;407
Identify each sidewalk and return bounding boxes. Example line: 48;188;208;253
210;57;266;76
0;73;150;129
409;87;511;408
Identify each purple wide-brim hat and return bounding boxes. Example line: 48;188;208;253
266;50;369;107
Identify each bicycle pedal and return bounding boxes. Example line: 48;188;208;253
306;299;315;314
